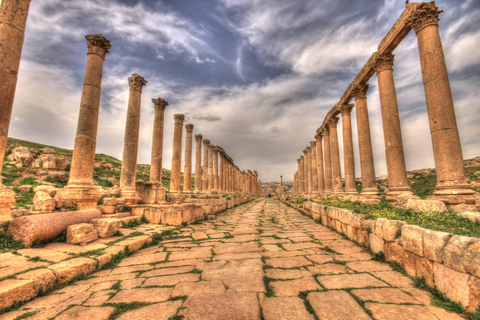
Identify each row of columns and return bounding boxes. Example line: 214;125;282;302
294;2;474;203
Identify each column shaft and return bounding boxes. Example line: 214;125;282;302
150;98;168;182
169;114;184;193
323;130;333;192
208;145;214;191
214;148;219;192
341;105;357;194
202;140;209;192
310;141;318;192
183;124;194;192
329;118;343;193
315;134;325;191
194;134;202;192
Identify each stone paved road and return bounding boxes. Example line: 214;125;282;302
1;199;465;320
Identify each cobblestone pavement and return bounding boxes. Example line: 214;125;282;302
1;199;465;320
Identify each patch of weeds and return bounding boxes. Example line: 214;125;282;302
61;274;94;288
270;217;279;224
110;281;121;291
272;234;281;240
0;230;24;250
105;302;151;319
70;249;104;258
347;289;373;316
389;261;408;276
122;219;142;228
168;296;188;302
264;277;276;297
168;316;184;320
330;260;347;265
371;251;386;262
190;268;202;274
223;232;233;239
31;231;67;248
150;233;163;246
298;291;318;319
114;230;123;237
0;300;27;315
468;306;480;320
257;229;264;234
101;251;126;270
14;311;39;320
413;277;464;314
322;246;337;254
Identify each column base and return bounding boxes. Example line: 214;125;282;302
386;187;412;204
120;187;142;206
56;185;101;210
136;181;167;204
344;189;359;195
0;185;16;224
433;183;476;196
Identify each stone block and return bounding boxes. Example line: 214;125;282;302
48;171;68;183
406;199;448;212
373;218;387;238
357;230;369;246
369;233;384;254
395;192;420;208
382;220;406;241
16;268;56;293
403;250;417;277
469;276;480;312
0;279;37;311
461;212;480;223
415;256;434;287
462;240;480;278
401;225;425;256
33;198;56;212
443;235;478;273
18;185;32;193
423;229;451;264
48;257;97;285
66;223;98;245
90;218;122;238
55;198;75;210
98;205;116;214
384;241;406;266
434;263;471;308
102;197;117;206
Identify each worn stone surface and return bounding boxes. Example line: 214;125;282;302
308;291;371;320
66;223;98;245
90;218;122;238
55;306;115;320
261;297;314;320
117;301;182;320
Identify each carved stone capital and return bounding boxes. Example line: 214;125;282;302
203;139;210;145
152;97;168;110
323;127;330;136
406;1;443;33
352;84;369;99
310;141;316;147
340;104;354;116
303;149;308;155
174;114;184;124
85;34;111;59
185;123;194;132
373;53;394;73
315;133;323;140
128;73;148;92
208;144;214;150
297;158;301;162
195;134;203;141
328;117;339;128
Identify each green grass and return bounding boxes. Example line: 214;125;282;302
0;228;24;251
31;231;67;248
263;277;276;297
409;173;437;199
105;302;151;319
413;277;464;313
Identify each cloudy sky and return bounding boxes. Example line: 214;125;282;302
7;0;480;182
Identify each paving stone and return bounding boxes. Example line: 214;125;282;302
118;252;167;266
192;231;209;240
110;264;154;275
213;243;262;254
351;288;421;304
305;254;335;264
212;252;262;260
142;273;200;287
108;288;172;303
346;260;393;272
17;248;70;262
265;268;311;279
365;303;438;320
142;265;195;277
271;277;322;297
266;256;313;268
181;292;261;320
169;247;212;261
202;266;265;293
261;297;314;320
172;280;226;296
117;300;182;320
120;278;145;290
371;271;413;288
282;242;322;251
317;274;388;289
56;306;114;320
307;291;371;320
308;264;349;275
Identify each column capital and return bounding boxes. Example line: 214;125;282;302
300;155;304;160
310;141;316;147
185;123;194;132
328;117;339;128
406;1;443;33
85;34;111;59
128;73;148;92
152;97;168;110
208;144;214;150
213;146;219;153
173;114;185;123
352;84;369;99
373;52;394;73
203;139;210;146
315;133;323;140
306;146;311;151
303;149;308;155
195;134;203;141
322;127;330;137
297;158;301;162
340;104;354;116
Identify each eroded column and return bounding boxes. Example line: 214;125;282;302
170;114;184;193
315;134;325;192
340;104;357;194
55;34;111;210
408;3;474;198
374;53;411;201
150;98;168;182
329;117;343;193
202;139;210;192
194;134;203;193
323;128;333;192
353;84;378;195
183;123;194;192
310;141;318;192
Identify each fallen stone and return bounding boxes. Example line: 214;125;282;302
90;218;122;238
406;199;448;213
0;279;37;311
67;223;98;245
17;185;32;193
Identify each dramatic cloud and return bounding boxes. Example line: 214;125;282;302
9;0;480;182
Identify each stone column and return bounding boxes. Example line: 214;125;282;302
119;74;148;203
230;161;234;192
340;104;357;195
329;117;343;193
194;134;203;193
169;114;184;193
219;152;224;193
213;147;219;192
307;146;313;193
302;149;309;194
150;98;168;182
352;84;378;195
299;156;305;194
323;128;333;192
202;139;210;192
310;141;318;192
315;134;325;192
374;53;411;201
183;124;194;192
279;175;284;194
254;171;258;195
408;3;474;197
208;144;214;191
0;0;32;181
54;35;111;210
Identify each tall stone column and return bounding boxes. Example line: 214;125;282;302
306;146;313;193
0;0;32;180
119;74;148;203
183;124;194;192
219;152;224;193
352;84;378;195
297;158;302;194
213;147;219;192
315;134;325;192
299;156;305;194
279;175;284;194
340;104;357;194
408;3;474;198
302;149;309;194
194;134;203;193
310;141;318;192
150;98;168;182
208;144;214;191
329;117;343;193
56;35;111;211
374;53;411;201
202;139;210;192
323;128;333;192
254;171;258;195
230;161;234;192
170;114;184;193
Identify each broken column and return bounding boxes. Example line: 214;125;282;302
329;117;343;193
408;2;475;200
119;73;147;204
56;34;111;210
202;139;210;192
183;124;194;192
323;128;333;193
170;114;185;193
352;84;378;196
315;133;325;192
340;104;357;195
310;141;318;192
374;53;411;202
194;134;203;193
0;0;32;221
150;98;168;182
279;176;284;194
